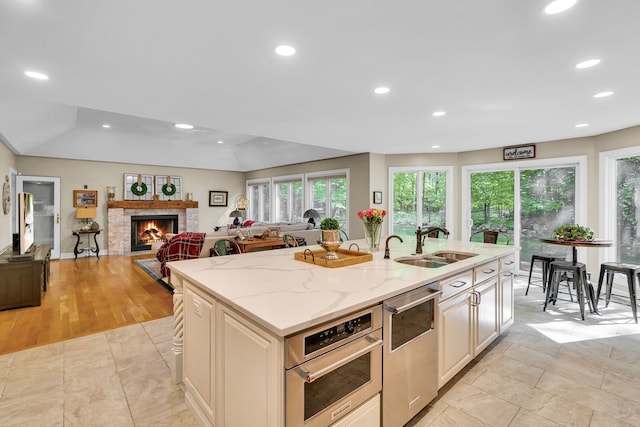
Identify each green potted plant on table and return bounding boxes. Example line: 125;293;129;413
553;224;594;241
319;217;341;260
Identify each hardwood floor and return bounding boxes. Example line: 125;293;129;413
0;254;173;355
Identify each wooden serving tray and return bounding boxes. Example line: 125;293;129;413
294;248;373;268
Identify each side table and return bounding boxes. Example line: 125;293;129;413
73;229;102;259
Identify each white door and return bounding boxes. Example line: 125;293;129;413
16;175;61;259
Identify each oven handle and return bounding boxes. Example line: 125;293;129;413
303;336;383;383
385;292;437;314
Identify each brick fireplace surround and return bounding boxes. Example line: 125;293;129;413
107;201;198;255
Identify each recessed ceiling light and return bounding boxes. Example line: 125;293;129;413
374;87;390;94
544;0;577;15
432;145;441;149
432;111;446;117
102;124;111;129
217;140;224;144
575;59;600;69
24;70;49;80
593;91;613;98
275;45;296;56
174;123;194;129
575;123;589;128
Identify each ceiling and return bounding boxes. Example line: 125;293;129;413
1;1;639;172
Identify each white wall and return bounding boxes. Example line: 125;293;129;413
0;140;17;248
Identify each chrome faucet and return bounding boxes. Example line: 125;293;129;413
384;235;404;259
415;226;431;254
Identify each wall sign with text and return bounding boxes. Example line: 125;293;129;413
503;145;536;161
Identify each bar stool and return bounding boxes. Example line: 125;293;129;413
544;261;596;320
596;262;640;323
526;255;563;295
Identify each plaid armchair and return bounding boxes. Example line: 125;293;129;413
156;232;207;278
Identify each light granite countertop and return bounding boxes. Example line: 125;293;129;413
168;238;516;337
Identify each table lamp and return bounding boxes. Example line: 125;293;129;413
76;207;97;230
229;209;244;227
303;209;321;228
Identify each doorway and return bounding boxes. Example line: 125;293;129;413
16;175;61;259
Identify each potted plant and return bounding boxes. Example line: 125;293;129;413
319;217;341;260
553;224;594;241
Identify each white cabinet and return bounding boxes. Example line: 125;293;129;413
330;393;380;427
438;257;505;388
184;286;216;423
438;288;473;386
217;304;284;427
473;277;498;355
183;281;284;427
499;254;515;332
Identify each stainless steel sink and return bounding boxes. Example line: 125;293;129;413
395;251;477;268
394;257;451;268
429;251;478;261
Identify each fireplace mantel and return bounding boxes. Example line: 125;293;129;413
107;200;198;209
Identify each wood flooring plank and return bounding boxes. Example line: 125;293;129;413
0;255;173;355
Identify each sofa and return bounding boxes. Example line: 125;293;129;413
154;222;321;284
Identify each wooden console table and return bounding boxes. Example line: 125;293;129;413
0;244;51;310
235;237;287;253
73;229;102;259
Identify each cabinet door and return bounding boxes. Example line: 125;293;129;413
438;291;472;388
330;393;380;427
184;287;215;421
473;278;499;355
217;304;284;427
499;268;514;332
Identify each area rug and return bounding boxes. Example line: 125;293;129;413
134;258;173;293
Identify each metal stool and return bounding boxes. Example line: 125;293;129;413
526;255;562;295
545;261;597;320
596;262;640;323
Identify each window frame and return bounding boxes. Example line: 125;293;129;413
388;166;454;238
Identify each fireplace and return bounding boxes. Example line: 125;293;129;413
131;215;178;251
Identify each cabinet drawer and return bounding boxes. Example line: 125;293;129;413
440;270;473;300
500;254;515;272
474;260;499;284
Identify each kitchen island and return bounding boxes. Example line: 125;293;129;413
168;238;516;427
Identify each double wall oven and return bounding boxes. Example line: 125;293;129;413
285;305;383;427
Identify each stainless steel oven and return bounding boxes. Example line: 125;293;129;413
285;305;383;427
383;283;439;427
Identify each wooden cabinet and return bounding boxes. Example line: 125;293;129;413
0;244;51;311
183;280;284;427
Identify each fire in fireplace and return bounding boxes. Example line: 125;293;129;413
131;215;178;251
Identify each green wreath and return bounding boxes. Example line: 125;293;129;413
131;182;148;196
162;183;177;196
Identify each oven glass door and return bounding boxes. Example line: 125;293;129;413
286;329;382;426
390;298;434;351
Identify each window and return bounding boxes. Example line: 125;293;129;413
600;147;640;264
273;175;303;223
389;167;453;241
247;179;270;222
306;170;348;231
463;156;587;274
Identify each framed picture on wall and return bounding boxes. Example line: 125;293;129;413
209;191;228;207
73;190;98;207
373;191;382;204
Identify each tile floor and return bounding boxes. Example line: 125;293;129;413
1;277;640;426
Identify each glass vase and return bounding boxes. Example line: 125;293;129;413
363;221;382;252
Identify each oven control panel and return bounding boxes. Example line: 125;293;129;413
304;313;372;355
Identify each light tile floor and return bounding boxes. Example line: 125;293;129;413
1;277;640;426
